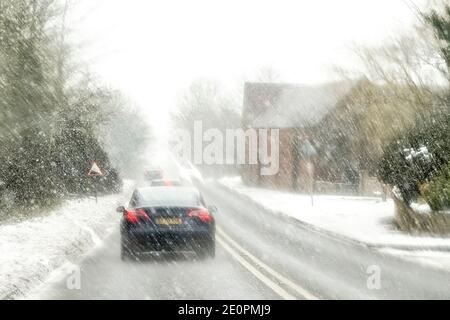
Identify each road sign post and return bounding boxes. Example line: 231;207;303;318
301;139;317;207
94;179;98;204
87;161;105;203
306;161;315;206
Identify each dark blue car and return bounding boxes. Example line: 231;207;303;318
118;187;216;260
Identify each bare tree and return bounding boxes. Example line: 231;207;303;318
172;79;240;133
254;66;282;83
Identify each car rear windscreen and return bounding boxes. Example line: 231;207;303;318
136;188;201;207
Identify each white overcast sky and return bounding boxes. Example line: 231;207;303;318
68;0;426;136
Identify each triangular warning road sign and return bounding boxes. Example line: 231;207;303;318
87;161;104;177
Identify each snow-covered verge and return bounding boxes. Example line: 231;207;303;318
378;248;450;272
218;177;450;252
0;180;133;300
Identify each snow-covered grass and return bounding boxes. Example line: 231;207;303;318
410;202;433;215
0;180;133;299
219;176;450;270
219;177;450;251
379;248;450;272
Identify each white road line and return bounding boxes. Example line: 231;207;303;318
216;236;296;300
217;227;319;300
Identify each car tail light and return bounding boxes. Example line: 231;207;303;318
188;209;213;223
164;180;173;186
125;208;150;224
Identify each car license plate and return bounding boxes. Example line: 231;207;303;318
156;217;182;225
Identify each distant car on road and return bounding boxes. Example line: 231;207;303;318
118;187;216;260
143;168;163;181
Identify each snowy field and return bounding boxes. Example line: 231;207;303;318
219;177;450;269
0;180;133;299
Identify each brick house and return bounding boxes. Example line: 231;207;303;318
241;81;360;192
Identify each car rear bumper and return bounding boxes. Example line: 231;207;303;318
124;229;214;252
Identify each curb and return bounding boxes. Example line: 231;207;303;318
216;181;450;253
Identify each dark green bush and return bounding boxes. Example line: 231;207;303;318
377;112;450;205
421;163;450;211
